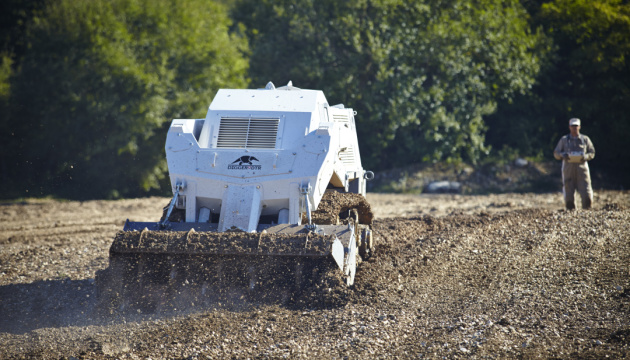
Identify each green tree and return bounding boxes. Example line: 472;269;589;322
0;0;50;188
0;0;49;55
2;0;248;199
487;0;630;186
541;0;630;186
233;0;544;169
0;54;12;185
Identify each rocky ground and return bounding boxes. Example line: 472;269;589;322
1;191;629;359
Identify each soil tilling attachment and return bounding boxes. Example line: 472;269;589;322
95;82;375;313
96;192;373;313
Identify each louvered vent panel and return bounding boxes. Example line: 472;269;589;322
339;146;355;165
247;118;279;148
217;118;279;149
216;118;248;148
333;113;350;123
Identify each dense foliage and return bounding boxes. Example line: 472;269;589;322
539;0;629;185
1;0;248;198
487;0;630;185
1;0;628;199
233;0;543;169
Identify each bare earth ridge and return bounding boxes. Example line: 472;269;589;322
1;191;629;359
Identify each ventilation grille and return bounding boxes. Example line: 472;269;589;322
339;146;355;165
333;113;350;123
216;117;279;149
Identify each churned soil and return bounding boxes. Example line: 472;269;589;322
1;191;629;359
109;229;336;256
311;191;374;225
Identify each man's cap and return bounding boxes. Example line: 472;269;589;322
569;118;581;126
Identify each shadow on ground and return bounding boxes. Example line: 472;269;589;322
0;275;346;334
0;279;96;334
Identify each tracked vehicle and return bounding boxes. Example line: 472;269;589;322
95;82;375;311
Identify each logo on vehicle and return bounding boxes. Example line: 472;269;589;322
228;156;261;170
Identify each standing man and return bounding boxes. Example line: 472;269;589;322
553;118;596;209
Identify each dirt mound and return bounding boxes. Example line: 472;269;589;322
311;191;373;225
1;193;629;358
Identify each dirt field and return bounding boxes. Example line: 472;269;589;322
1;191;629;359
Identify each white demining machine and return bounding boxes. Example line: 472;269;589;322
96;82;375;311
